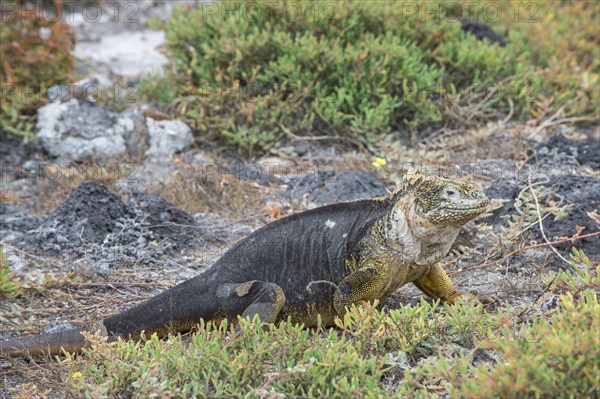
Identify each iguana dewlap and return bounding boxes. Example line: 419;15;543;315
0;172;489;357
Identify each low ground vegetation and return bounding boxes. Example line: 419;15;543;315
0;1;75;138
139;0;599;155
2;247;598;398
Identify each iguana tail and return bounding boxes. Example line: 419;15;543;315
0;274;215;358
0;323;107;357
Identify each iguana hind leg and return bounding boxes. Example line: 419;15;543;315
216;281;286;325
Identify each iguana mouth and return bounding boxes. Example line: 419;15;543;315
444;204;488;211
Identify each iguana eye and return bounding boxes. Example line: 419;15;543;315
444;187;459;198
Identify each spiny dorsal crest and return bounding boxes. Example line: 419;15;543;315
393;170;476;201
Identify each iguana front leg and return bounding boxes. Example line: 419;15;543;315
413;264;462;304
333;267;385;315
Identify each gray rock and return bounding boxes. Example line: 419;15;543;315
4;247;25;273
68;1;197;82
114;158;179;193
460;18;507;46
472;349;500;367
531;130;600;170
9;181;216;274
21;159;43;174
122;108;148;159
0;124;45;170
145;118;193;158
92;261;111;278
129;192;198;247
43;322;76;334
0;211;41;232
36;102;129;162
12;181;131;256
538;175;599;255
279;170;390;204
73;30;168;81
482;174;600;264
36;101;192;162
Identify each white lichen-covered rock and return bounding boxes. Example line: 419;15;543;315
36;102;130;162
145;118;193;157
36;101;192;162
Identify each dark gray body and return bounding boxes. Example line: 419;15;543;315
102;198;392;336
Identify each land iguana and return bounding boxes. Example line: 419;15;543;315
0;171;489;357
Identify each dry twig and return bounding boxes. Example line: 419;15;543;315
450;231;600;276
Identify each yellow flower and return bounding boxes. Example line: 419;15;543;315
372;158;387;168
72;371;83;378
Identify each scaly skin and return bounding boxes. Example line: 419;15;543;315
0;171;489;357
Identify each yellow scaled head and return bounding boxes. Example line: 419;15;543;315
401;171;489;226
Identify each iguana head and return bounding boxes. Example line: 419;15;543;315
401;171;489;226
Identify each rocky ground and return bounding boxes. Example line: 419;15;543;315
1;118;598;323
1;115;598;395
0;1;599;396
69;0;195;84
